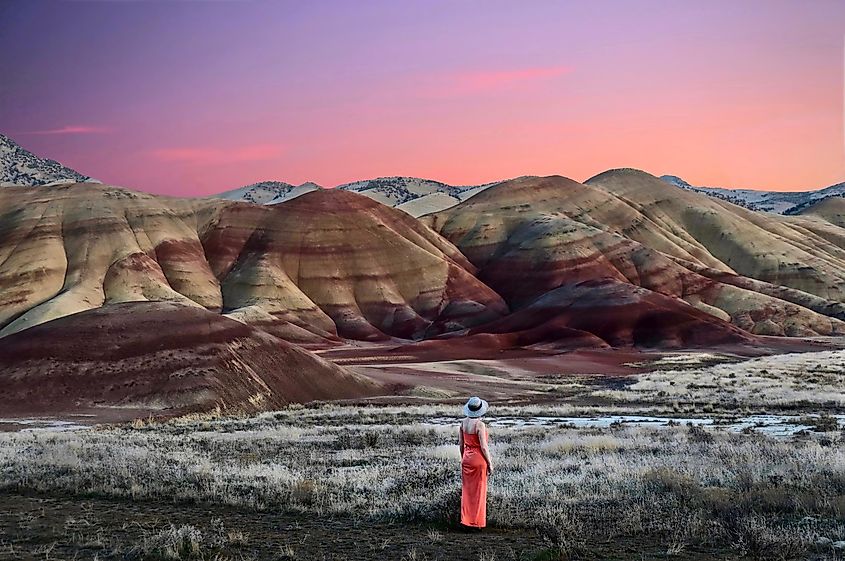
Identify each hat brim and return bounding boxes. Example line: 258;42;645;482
463;400;489;418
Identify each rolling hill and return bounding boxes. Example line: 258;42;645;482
0;182;507;343
214;181;320;205
0;301;380;416
423;171;845;340
213;176;501;216
662;174;845;214
795;196;845;228
3;138;845;416
0;133;97;186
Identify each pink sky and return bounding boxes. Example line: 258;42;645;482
1;0;843;196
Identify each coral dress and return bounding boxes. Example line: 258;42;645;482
460;426;488;528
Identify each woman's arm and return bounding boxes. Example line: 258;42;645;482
479;422;493;475
459;424;464;457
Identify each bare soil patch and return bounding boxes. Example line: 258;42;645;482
0;492;743;561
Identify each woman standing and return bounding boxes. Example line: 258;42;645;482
459;396;493;529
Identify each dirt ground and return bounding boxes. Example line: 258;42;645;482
0;492;742;561
3;339;841;426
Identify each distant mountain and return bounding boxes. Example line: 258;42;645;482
214;176;502;216
0;133;96;186
336;177;501;216
214;181;320;205
661;174;845;214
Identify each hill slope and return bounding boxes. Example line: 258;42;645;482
1;133;96;186
796;196;845;228
3;170;845;358
424;172;845;339
0;182;507;342
0;301;379;416
214;181;319;204
661;174;845;214
213;176;501;216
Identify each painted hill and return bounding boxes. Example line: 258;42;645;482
5;173;845;350
588;169;845;305
0;133;96;186
203;188;508;341
460;278;755;349
0;301;379;417
6;132;844;416
423;172;845;340
220;173;845;217
661;174;845;214
0;182;507;343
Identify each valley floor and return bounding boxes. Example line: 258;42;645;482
1;348;843;560
1;404;844;560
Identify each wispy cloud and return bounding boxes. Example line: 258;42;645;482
151;143;284;165
22;125;110;135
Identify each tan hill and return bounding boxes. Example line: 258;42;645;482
0;302;379;417
423;173;845;338
586;169;845;302
3;172;844;362
0;182;507;342
661;174;845;214
202;188;508;341
795;196;845;228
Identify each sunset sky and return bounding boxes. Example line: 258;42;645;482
1;0;843;196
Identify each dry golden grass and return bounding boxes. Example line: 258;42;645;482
598;349;845;410
1;404;844;559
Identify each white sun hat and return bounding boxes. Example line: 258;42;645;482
463;396;489;418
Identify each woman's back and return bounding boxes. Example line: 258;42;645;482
461;417;483;434
461;418;485;448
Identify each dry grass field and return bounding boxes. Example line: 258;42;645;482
1;399;844;560
594;350;845;411
1;349;844;560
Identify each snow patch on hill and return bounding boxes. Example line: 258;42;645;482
1;134;96;187
661;175;845;214
215;176;503;216
214;181;320;205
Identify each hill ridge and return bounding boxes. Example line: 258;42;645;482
0;133;97;187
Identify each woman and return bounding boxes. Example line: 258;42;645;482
459;396;493;529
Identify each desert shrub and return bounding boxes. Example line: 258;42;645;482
804;414;840;432
535;508;587;560
642;467;700;503
127;519;247;560
129;524;205;560
728;515;808;561
415;487;462;527
686;423;714;443
290;479;320;506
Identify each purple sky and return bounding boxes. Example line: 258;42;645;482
1;0;843;196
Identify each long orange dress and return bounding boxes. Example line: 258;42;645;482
460;426;488;528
